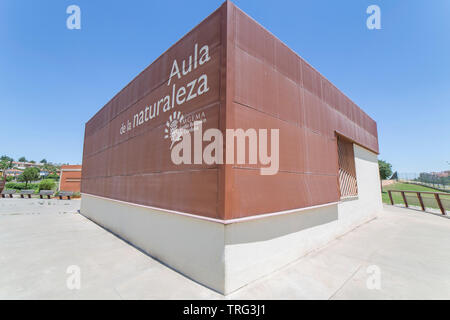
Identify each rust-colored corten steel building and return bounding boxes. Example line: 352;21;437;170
81;1;382;294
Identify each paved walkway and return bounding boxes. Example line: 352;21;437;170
1;199;449;299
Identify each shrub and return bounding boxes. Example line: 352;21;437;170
5;182;39;190
46;173;60;180
38;179;56;192
5;176;14;182
39;179;56;191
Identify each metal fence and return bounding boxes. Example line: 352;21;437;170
388;190;449;215
395;172;450;192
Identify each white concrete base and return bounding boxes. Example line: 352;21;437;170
80;144;382;295
80;194;226;293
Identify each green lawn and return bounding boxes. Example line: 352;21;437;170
382;182;450;212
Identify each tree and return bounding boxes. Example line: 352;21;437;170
17;167;40;186
378;160;393;180
29;160;36;164
0;159;12;170
0;155;13;162
391;171;398;180
18;156;27;162
43;163;60;175
40;159;47;164
0;159;13;181
1;159;13;172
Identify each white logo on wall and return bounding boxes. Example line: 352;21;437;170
119;43;211;137
164;111;207;149
114;41;279;175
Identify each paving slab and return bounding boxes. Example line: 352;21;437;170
1;199;449;300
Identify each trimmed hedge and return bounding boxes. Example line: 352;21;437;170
5;182;39;191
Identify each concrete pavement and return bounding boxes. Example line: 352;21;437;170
1;199;449;299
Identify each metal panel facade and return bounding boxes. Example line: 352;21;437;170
224;2;378;218
82;5;226;219
82;1;379;221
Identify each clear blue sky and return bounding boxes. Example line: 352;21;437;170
1;0;449;173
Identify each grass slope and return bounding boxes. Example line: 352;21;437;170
382;182;450;211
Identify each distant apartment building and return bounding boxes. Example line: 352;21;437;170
12;161;43;170
59;165;82;193
431;171;450;178
5;169;23;177
39;171;50;177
